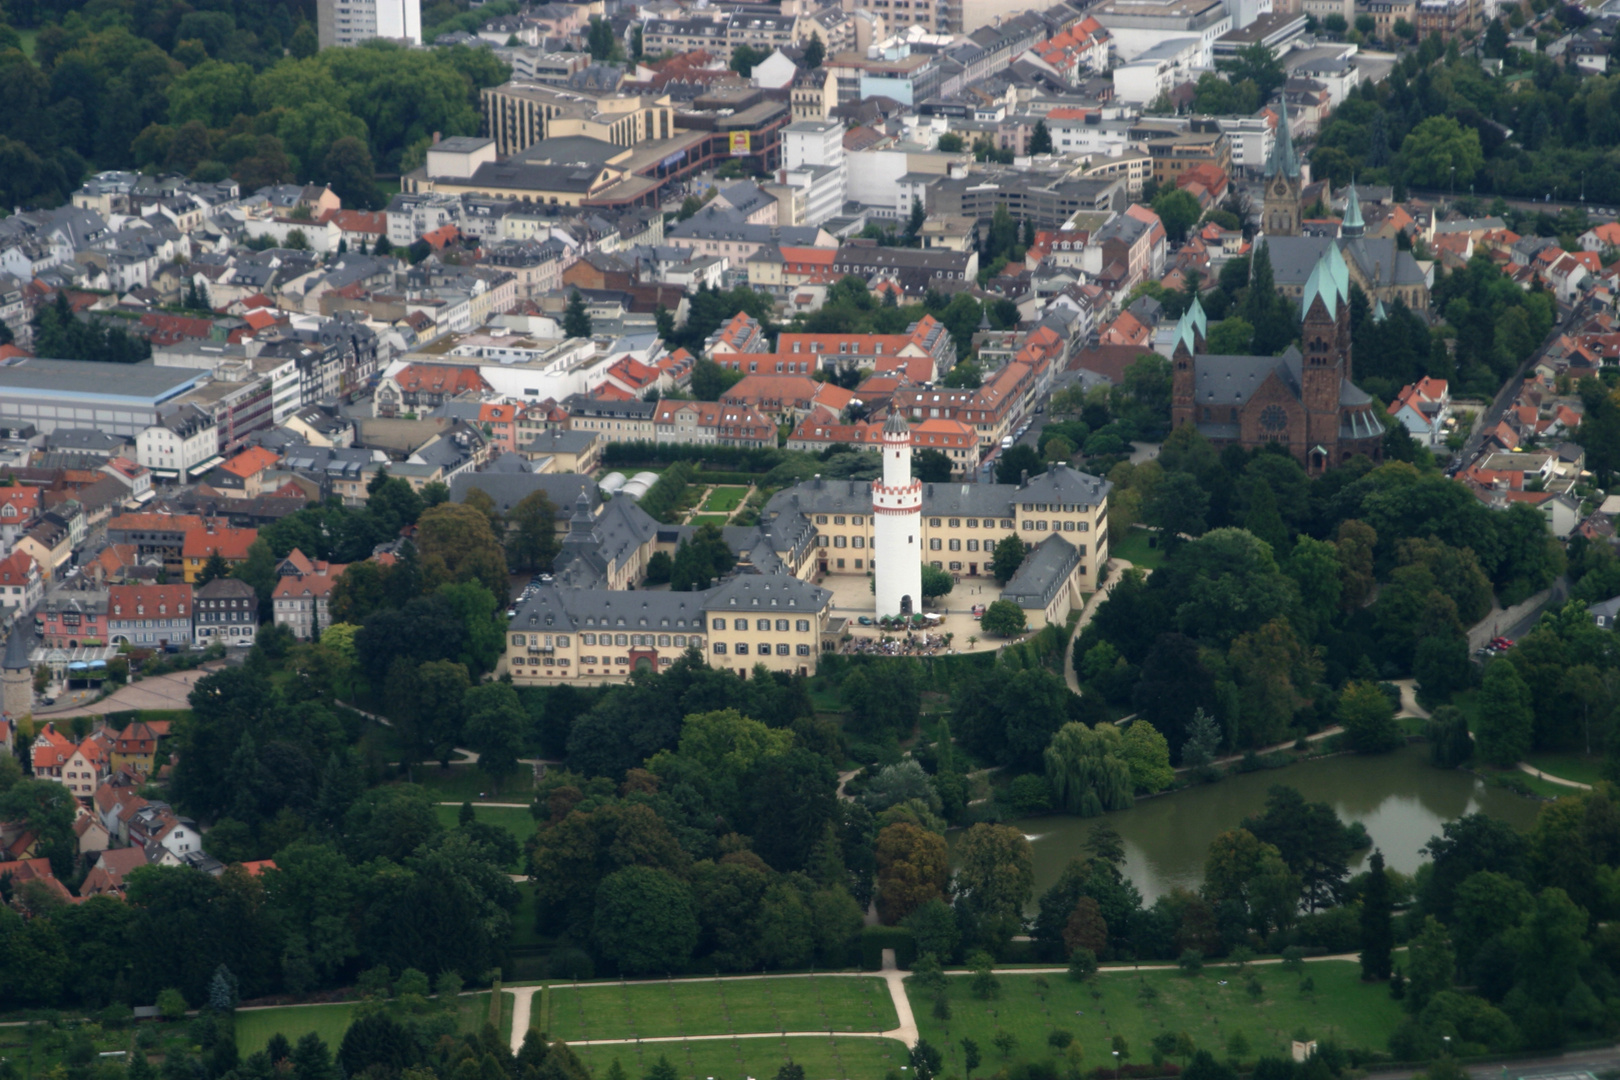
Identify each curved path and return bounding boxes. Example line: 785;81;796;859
1064;557;1138;695
1516;763;1593;791
504;951;1362;1052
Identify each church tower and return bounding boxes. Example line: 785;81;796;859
1170;295;1207;430
872;413;923;617
1263;100;1302;237
1300;245;1351;471
1339;179;1364;240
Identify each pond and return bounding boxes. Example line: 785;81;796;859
1003;744;1544;905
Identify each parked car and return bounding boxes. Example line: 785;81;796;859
971;604;986;618
1490;636;1515;651
857;616;873;625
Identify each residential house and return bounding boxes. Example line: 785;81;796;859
0;551;42;616
272;549;347;640
109;720;160;776
181;524;258;584
1387;377;1451;445
194;577;258;648
36;591;109;647
136;404;218;477
651;400;777;447
204;446;282;499
107;582;194;649
81;846;149;897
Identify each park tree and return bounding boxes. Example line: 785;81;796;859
506;490;561;574
1399;116;1484;191
954;824;1035;945
980;600;1027;638
996;444;1042;484
1029;120;1053;154
593;867;698;975
990;536;1028;583
462;683;527;794
1121;720;1174;793
1151;187;1202;244
1045;723;1134;816
1359;850;1394;980
1476;659;1533;766
875;822;950;923
920;563;954;601
1338;680;1402;753
913;448;954;482
415;503;510;603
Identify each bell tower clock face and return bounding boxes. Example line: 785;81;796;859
1273;179;1290;196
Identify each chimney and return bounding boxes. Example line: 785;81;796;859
1020;469;1029;486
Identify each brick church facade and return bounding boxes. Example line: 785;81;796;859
1171;244;1385;473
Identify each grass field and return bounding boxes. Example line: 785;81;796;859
569;1034;908;1080
1524;751;1604;786
910;962;1402;1077
236;992;510;1054
411;763;537;802
688;514;730;527
1111;529;1166;570
541;977;898;1043
700;486;749;513
433;803;537;866
16;29;35;57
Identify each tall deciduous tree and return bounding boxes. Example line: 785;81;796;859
1476;658;1533;767
875;822;949;924
1044;723;1134;817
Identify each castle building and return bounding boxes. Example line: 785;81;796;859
873;414;924;617
1171;244;1385;473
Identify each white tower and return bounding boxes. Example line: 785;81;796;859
873;413;924;617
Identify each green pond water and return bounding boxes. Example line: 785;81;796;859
1003;744;1544;904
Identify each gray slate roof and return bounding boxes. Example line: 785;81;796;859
450;471;600;515
1000;532;1080;610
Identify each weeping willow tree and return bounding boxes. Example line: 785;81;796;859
1044;722;1135;816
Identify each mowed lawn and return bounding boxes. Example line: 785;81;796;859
687;514;730;527
1523;752;1605;787
1110;528;1166;570
541;977;898;1042
700;486;749;513
910;962;1402;1076
569;1034;908;1080
432;804;538;868
411;763;537;802
236;992;510;1054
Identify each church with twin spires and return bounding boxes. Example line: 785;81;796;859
1166;98;1391;473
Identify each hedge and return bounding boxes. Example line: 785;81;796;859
602;441;787;472
638;460;695;524
859;925;916;970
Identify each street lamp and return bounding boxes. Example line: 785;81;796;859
1450;165;1456;202
1442;1037;1451;1056
1113;1051;1121;1080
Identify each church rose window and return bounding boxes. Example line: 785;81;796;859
1260;405;1288;432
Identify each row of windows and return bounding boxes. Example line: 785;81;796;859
711;618;811;631
1024;520;1086;534
815;514;867;525
198;612;251;622
822;535;866;548
927;517;1015;529
714;642;812;656
929;537;1008;551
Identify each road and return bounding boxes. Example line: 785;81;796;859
1453;301;1585;470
